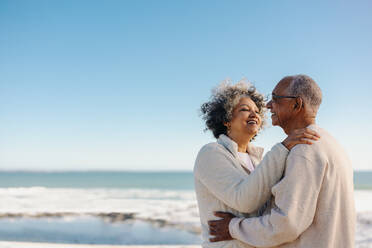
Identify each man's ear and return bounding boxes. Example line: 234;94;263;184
294;97;303;112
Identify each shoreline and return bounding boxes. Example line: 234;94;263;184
0;187;370;247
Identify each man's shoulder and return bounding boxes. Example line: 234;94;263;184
289;127;337;165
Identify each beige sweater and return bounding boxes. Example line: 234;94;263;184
194;134;289;248
229;125;356;248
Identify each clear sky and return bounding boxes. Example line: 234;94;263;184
1;0;371;171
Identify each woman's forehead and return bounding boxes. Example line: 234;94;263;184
237;97;257;107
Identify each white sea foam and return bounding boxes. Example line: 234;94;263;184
0;187;200;232
0;187;371;245
355;190;372;213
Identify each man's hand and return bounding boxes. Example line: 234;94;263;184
282;128;320;150
208;211;236;242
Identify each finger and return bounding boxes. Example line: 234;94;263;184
305;131;320;138
293;128;320;139
214;211;230;218
210;236;224;242
208;220;219;226
298;133;319;141
209;225;218;231
291;138;313;145
209;228;217;235
296;131;319;140
303;128;321;138
298;138;313;144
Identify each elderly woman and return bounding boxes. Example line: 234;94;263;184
194;81;319;248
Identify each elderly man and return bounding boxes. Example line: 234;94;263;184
208;75;356;247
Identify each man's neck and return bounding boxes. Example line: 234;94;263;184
284;117;316;135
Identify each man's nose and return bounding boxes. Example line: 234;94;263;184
266;100;273;109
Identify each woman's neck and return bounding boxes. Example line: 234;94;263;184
237;143;249;153
228;133;252;153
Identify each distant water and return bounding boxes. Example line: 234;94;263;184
0;171;194;190
354;171;372;190
0;171;371;246
0;170;371;189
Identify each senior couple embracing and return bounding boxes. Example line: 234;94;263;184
194;75;355;248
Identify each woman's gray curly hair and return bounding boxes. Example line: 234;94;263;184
200;79;266;139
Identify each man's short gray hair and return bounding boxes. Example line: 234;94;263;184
288;74;322;112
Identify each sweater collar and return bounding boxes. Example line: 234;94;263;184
217;134;264;166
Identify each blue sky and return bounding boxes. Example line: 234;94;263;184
0;0;371;171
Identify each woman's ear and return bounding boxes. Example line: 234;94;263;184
224;122;231;133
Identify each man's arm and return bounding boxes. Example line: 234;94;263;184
194;142;288;213
228;148;326;247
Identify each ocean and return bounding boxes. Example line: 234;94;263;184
0;171;371;246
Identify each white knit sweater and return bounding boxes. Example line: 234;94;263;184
194;134;289;248
229;125;356;248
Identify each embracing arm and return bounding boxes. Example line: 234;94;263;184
228;150;326;247
194;142;288;213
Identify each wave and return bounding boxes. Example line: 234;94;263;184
0;212;201;235
0;187;196;200
0;187;200;234
0;187;371;236
0;216;202;245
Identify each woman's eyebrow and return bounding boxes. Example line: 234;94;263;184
239;104;259;111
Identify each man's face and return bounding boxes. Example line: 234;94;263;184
266;79;296;128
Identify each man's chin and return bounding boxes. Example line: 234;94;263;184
271;117;279;126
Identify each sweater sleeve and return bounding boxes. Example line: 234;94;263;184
229;148;326;247
194;142;288;213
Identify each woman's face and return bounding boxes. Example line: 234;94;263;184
228;97;262;138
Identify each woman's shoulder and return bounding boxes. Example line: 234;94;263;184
197;141;227;156
194;142;233;175
194;141;234;166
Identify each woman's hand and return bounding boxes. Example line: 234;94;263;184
282;128;320;150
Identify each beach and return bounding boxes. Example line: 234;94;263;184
0;172;371;247
0;208;370;247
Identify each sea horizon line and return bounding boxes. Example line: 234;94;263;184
0;169;371;173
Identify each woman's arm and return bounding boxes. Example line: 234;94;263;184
194;128;320;213
194;142;288;213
